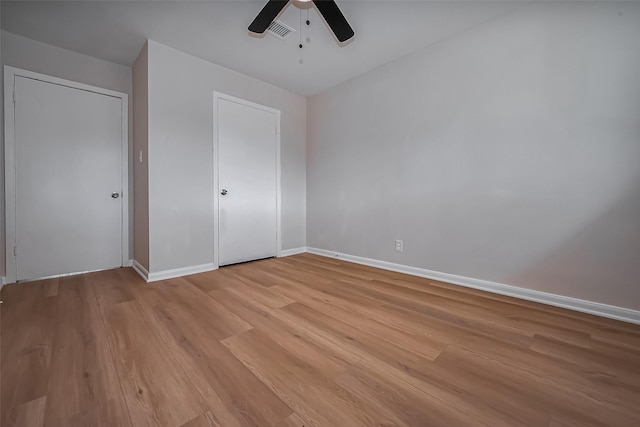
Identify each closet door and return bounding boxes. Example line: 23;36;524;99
13;75;123;281
216;96;278;266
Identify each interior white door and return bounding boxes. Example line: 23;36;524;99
14;76;123;281
217;97;277;266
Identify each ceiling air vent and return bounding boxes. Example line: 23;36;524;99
267;20;295;40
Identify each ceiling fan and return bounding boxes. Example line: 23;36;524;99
248;0;355;43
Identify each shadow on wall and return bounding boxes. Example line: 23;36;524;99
505;175;640;311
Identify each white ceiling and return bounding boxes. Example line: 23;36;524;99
1;1;523;96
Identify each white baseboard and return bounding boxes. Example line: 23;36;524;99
278;247;308;257
132;260;217;283
306;247;640;326
132;260;150;281
0;276;6;294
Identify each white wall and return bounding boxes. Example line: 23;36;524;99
307;2;640;311
146;41;306;274
1;31;134;276
0;15;3;281
132;42;149;270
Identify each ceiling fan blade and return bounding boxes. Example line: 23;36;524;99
248;0;290;34
312;0;354;43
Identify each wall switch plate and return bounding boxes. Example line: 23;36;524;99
395;240;403;253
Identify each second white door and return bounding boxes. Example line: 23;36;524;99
216;96;278;266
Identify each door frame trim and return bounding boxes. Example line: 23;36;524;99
4;66;130;283
212;91;281;268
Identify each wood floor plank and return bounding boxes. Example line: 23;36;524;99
12;396;47;427
275;412;310;427
365;278;593;347
44;279;59;298
225;260;288;288
1;281;56;427
326;278;533;348
288;254;635;335
2;254;639;426
222;331;347;427
1;280;53;366
222;328;398;427
272;283;447;360
588;336;640;370
326;278;538;347
451;338;640;411
530;334;640;387
180;411;220;427
292;254;640;342
335;364;464;427
269;261;335;286
252;302;540;426
65;396;132;427
102;299;205;427
141;277;253;340
590;328;640;352
224;276;296;308
548;413;609;427
283;300;444;365
183;268;242;293
437;344;639;426
43;274;128;427
285;302;546;426
275;277;531;353
212;289;349;378
150;299;293;427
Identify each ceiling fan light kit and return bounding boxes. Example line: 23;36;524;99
249;0;354;43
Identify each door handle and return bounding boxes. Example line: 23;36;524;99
220;189;228;196
111;192;120;199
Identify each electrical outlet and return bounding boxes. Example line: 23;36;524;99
395;240;403;253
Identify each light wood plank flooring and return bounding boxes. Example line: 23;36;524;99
2;253;639;426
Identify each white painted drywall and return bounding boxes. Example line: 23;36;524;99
1;30;134;275
0;17;3;281
133;42;149;270
146;41;306;273
307;2;640;310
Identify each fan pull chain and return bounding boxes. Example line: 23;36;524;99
306;7;311;46
298;8;304;64
299;9;303;49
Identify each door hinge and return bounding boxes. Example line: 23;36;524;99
13;90;16;104
13;246;17;256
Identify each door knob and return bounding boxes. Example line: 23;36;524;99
111;192;120;199
220;189;228;196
